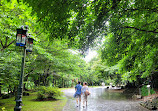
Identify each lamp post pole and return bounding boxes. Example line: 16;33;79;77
14;46;26;111
14;26;34;111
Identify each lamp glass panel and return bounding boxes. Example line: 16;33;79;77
29;43;33;51
21;35;26;45
16;29;23;46
16;34;21;44
26;39;29;49
26;38;33;52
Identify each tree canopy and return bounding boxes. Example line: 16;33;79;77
0;0;158;95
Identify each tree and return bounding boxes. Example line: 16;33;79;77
0;0;89;96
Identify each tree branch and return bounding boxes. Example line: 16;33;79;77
154;27;158;32
1;40;15;51
124;26;158;33
142;20;158;27
5;37;8;47
5;40;15;48
0;39;4;48
124;7;158;12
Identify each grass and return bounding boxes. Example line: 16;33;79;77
0;92;67;111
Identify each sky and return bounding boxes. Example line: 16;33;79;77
83;49;98;62
69;49;98;63
69;28;106;63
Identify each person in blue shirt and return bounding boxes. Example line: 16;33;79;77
74;81;82;107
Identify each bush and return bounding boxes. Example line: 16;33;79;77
36;86;63;100
2;94;10;99
23;92;30;96
141;85;156;96
37;91;46;100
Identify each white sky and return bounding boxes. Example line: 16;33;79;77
83;49;98;62
69;49;98;63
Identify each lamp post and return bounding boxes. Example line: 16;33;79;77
147;85;151;96
14;26;34;111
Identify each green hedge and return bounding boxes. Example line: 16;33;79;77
141;85;156;96
36;86;63;100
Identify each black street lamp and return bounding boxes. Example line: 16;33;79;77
26;37;34;52
16;27;27;47
14;26;34;111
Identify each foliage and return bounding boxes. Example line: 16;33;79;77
100;0;158;83
0;0;39;94
85;0;158;86
0;0;157;99
141;85;156;97
0;0;90;96
23;0;105;53
1;94;10;99
36;86;63;100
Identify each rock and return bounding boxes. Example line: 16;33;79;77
137;95;142;99
152;97;158;109
156;104;158;109
152;98;157;105
140;97;158;110
132;94;142;99
140;102;145;107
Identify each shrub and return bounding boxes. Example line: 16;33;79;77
2;94;10;99
37;91;46;100
23;92;30;96
141;85;156;96
37;86;63;100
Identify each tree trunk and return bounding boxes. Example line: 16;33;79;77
13;86;17;96
71;80;74;88
38;74;40;86
0;83;2;96
151;72;158;88
62;78;64;88
52;78;54;87
55;79;56;86
24;74;29;91
68;81;69;88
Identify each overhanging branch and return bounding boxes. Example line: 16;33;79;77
5;40;15;48
124;26;158;33
1;40;15;51
124;7;158;12
0;39;4;48
5;37;8;47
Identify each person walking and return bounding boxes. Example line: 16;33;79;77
74;81;82;107
82;82;90;108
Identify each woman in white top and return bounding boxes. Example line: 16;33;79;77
81;82;89;107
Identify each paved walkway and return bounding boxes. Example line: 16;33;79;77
62;87;150;111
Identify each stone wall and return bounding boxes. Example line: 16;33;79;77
140;97;158;110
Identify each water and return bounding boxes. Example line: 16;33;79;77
62;87;149;111
90;88;131;100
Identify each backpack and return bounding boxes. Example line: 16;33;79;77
85;90;90;96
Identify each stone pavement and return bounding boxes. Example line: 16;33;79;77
62;87;150;111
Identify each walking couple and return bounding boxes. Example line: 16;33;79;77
74;81;90;108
